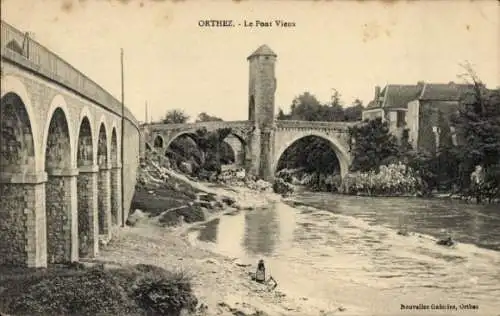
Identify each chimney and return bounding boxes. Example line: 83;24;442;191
374;86;381;100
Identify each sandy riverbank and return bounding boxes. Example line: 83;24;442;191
99;180;352;316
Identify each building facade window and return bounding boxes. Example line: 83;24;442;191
396;111;406;127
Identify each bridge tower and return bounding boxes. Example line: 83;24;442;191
247;44;277;180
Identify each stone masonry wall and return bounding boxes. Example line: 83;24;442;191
254;57;276;129
0;181;47;267
77;170;98;258
418;100;460;153
248;129;261;176
110;167;122;227
45;175;78;263
0;183;28;266
122;119;140;223
98;169;111;237
259;129;274;180
32;183;47;267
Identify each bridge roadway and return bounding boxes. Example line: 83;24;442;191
1;20;140;267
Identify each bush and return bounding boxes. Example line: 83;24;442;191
273;178;294;195
133;270;198;316
339;162;422;196
8;267;141;316
276;169;294;183
3;264;200;316
158;205;206;226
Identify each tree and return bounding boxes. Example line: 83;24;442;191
162;109;189;124
451;64;500;191
288;92;324;121
348;117;400;172
323;89;345;121
192;127;233;174
343;99;364;122
195;112;223;122
280;90;364;123
276;108;290;120
283;91;346;122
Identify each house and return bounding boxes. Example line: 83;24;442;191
362;81;474;154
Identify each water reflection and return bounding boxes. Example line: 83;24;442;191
242;207;280;256
197;218;219;242
196;203;298;258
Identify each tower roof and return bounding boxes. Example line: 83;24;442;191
247;45;277;60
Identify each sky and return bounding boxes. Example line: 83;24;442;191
2;0;499;123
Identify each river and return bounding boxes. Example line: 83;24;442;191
187;193;500;315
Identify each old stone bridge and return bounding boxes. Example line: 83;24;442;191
142;44;355;181
142;119;354;181
0;20;140;268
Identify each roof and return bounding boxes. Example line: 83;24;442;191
383;84;423;109
364;82;474;111
366;100;377;108
419;83;474;101
247;44;277;60
366;86;387;109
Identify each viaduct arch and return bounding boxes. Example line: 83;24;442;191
0;20;140;267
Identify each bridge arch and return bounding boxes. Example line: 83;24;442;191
110;127;120;226
76;114;95;258
1;75;41;172
272;131;350;179
164;131;197;151
165;130;247;167
153;134;165;149
110;120;121;159
44;106;76;263
42;95;76;169
97;122;111;237
76;107;95;166
96;115;110;160
223;133;246;167
0;88;40;266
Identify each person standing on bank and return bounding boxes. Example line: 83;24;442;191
254;259;278;290
255;259;266;283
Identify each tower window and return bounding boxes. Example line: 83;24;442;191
249;95;255;120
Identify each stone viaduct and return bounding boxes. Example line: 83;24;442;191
142;45;355;181
0;20;140;267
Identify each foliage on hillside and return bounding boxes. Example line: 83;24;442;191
164;127;234;177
